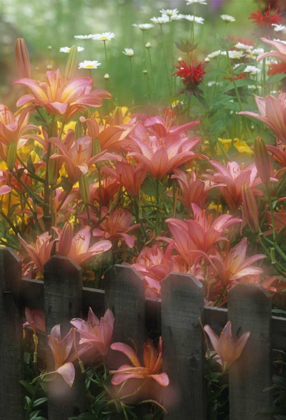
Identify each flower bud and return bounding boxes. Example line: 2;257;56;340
65;45;78;80
7;142;17;170
15;38;31;79
58;222;73;256
242;185;259;234
48;158;60;185
92;138;101;156
254;137;270;185
79;174;90;204
112;107;123;125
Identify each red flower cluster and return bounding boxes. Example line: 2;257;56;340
267;62;286;76
172;60;205;96
249;5;285;28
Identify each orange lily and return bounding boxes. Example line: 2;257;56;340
110;337;169;387
204;321;250;371
14;69;111;123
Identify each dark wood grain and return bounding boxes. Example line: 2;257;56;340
228;283;272;420
0;248;24;420
161;273;206;419
104;264;146;366
44;255;85;420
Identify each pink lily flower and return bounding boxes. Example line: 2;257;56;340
187;204;241;252
0;105;38;151
165;218;200;266
13;69;111;123
110;337;169;387
239;94;286;144
93;208;140;248
49;135;121;185
90;177;121;206
102;161;147;196
205;160;263;210
23;308;46;333
166;204;241;256
71;308;114;358
18;232;58;275
48;325;75;387
54;225;112;265
168;168;220;211
131;244;190;298
257;37;286;64
128;122;205;179
204;321;250;371
210;238;266;284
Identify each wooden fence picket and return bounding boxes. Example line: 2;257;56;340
44;255;85;420
161;273;206;420
0;248;23;420
104;265;146;355
228;283;272;420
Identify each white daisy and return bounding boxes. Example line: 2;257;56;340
123;48;134;57
133;23;154;30
272;24;286;33
92;32;115;41
220;51;227;56
244;65;261;75
74;34;95;40
183;14;204;24
228;50;244;59
160;9;179;17
235;42;253;50
170;14;185;21
186;0;207;4
78;60;101;69
246;47;264;58
204;57;211;62
207;50;221;59
150;15;169;24
220;14;236;22
60;46;84;53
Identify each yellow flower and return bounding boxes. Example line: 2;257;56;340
217;138;232;152
233;138;253;155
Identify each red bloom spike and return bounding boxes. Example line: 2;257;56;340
249;5;285;28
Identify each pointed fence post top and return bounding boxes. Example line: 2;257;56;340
228;282;271;301
44;254;82;274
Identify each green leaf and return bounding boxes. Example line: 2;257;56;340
33;397;48;408
20;380;34;395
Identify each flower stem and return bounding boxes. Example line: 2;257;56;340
160;25;172;100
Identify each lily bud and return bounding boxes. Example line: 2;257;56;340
15;38;31;79
93;138;101;156
79;174;90;204
75;120;83;140
112;107;123;125
7;142;17;170
65;45;78;80
242;185;260;234
48;158;60;185
254;137;270;184
58;222;73;256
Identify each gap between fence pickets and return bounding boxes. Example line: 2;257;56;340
20;276;286;350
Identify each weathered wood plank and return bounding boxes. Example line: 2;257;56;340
44;256;85;420
0;248;24;420
104;265;146;362
228;283;272;420
161;273;206;419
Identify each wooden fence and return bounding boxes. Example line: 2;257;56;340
1;247;286;420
